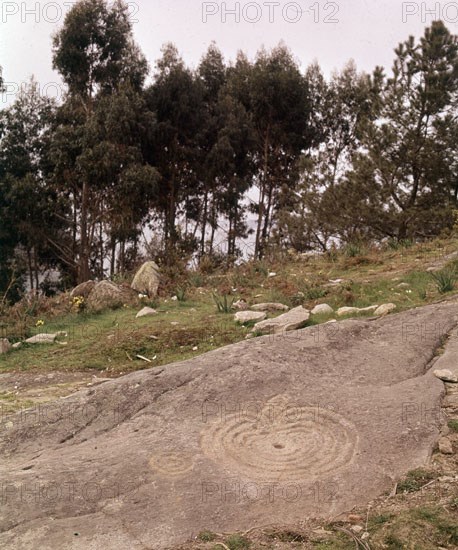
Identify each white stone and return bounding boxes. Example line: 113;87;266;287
235;311;267;324
434;369;458;383
136;307;158;319
252;306;310;335
374;303;397;316
26;334;58;345
311;304;334;316
438;437;454;455
337;307;360;317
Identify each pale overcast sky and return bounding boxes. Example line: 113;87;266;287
1;0;458;104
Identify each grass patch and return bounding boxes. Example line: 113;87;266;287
198;530;216;542
448;419;458;432
430;266;457;294
224;534;251;550
397;469;436;494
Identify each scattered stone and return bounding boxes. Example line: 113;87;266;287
359;305;380;313
86;281;125;312
171;296;178;302
350;525;364;534
70;280;96;299
268;272;277;278
0;339;11;354
250;303;289;313
374;303;397;316
26;334;58;345
12;342;22;350
438;437;454;455
311;304;334;316
397;283;410;289
348;514;363;524
348;514;364;523
337;307;360;317
337;305;379;317
136;307;158;319
443;394;458;408
235;311;267;324
434;369;458;383
252;306;310;335
232;300;248;311
131;261;161;298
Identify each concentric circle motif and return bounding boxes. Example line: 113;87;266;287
149;451;194;479
200;395;358;482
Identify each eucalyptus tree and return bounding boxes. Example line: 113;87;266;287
351;21;458;240
52;0;148;282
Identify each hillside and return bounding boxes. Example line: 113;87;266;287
1;239;458;549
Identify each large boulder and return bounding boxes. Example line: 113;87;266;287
131;262;161;298
311;303;334;316
70;280;96;299
0;338;11;354
252;306;310;335
86;281;125;312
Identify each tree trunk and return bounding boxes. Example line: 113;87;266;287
200;189;209;255
78;180;91;284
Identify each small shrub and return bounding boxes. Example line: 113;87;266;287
252;260;268;277
384;534;404;549
198;530;216;542
397;468;435;493
225;534;251;550
418;288;427;300
387;238;414;250
175;287;187;302
371;513;394;525
304;286;328;301
213;293;234;314
448;419;458;432
430;267;457;294
344;241;365;258
188;271;204;288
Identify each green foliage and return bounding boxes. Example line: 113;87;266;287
213;293;234;313
430;266;457;293
224;534;251;550
344;242;365;258
397;469;435;493
448;419;458;432
175;287;187;302
198;530;216;542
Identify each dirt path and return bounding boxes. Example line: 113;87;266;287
1;301;457;549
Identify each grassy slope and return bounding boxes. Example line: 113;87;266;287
1;237;456;377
